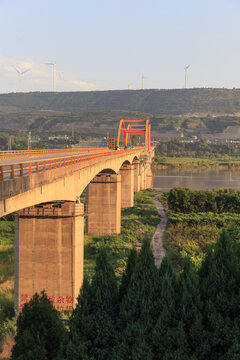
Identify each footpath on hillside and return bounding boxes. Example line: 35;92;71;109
151;194;167;268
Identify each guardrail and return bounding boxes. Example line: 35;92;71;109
0;148;144;181
0;148;108;158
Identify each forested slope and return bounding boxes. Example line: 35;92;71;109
1;88;240;114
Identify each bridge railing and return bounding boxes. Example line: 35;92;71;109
0;148;108;158
0;148;144;181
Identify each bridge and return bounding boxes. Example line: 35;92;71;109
0;120;154;312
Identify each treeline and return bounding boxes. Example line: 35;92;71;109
11;232;240;360
168;187;240;213
155;139;240;158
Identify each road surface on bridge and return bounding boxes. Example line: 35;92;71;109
0;148;117;181
0;148;111;166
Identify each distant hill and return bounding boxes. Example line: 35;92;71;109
1;88;240;114
1;89;240;139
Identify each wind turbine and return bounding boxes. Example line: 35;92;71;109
184;65;190;89
14;67;30;92
46;62;62;91
141;71;145;90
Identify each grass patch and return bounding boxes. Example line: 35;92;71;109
162;189;240;272
84;189;159;282
0;221;14;246
165;223;222;272
0;221;15;355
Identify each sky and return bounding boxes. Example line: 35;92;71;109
0;0;240;93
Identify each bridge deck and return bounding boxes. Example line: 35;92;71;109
0;148;136;181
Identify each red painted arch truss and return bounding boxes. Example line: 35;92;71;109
117;119;151;151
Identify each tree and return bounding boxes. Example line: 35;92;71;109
177;258;209;359
119;248;138;300
11;291;66;360
62;249;119;360
113;239;158;360
199;229;240;359
152;256;184;360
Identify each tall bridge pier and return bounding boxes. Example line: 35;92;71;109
87;173;121;235
119;163;134;208
14;202;84;313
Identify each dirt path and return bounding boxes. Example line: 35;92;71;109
151;194;167;268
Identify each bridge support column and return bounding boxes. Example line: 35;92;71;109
133;161;141;192
14;202;84;313
146;167;153;189
119;164;134;207
87;173;121;235
140;165;147;190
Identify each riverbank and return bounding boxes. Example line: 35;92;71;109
152;156;240;170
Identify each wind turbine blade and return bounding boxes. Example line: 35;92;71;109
21;69;31;75
14;66;20;74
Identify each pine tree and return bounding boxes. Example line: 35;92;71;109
152;256;183;360
227;342;240;359
119;247;138;300
178;258;209;359
63;249;119;360
11;291;66;360
113;239;159;360
199;229;240;359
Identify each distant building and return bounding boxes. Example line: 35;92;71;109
48;135;69;141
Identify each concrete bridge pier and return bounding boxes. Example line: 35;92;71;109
146;167;153;189
139;164;147;190
87;173;121;235
133;160;141;192
119;164;134;208
14;201;84;313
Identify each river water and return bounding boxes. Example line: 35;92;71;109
153;169;240;191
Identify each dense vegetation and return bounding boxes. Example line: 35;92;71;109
0;220;16;357
12;230;240;359
11;292;66;360
153;139;240;169
155;139;240;158
2;88;240;114
167;188;240;213
163;188;240;270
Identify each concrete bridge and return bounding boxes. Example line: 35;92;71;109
0;147;154;312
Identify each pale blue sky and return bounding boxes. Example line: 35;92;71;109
0;0;240;92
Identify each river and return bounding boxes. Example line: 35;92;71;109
153;169;240;191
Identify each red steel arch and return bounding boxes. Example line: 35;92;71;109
116;119;151;151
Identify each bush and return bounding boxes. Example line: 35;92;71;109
168;187;240;213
